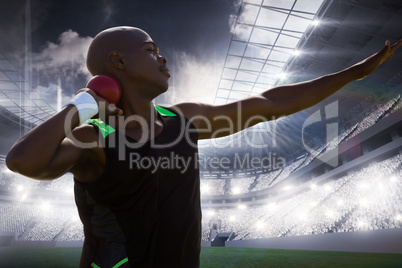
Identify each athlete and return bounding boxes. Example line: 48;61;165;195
6;26;401;267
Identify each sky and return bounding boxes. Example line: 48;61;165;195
1;0;401;161
0;0;319;159
0;0;238;107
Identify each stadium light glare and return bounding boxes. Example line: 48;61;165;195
238;204;247;210
359;198;369;207
256;221;264;229
20;193;28;202
207;210;215;216
292;50;301;57
310;184;317;190
233;187;240;195
16;185;24;192
311;20;320;27
266;202;277;212
357;220;367;228
283;185;293;191
278;72;288;80
201;184;210;194
337;200;344;206
3;167;12;174
358;182;369;190
326;209;335;218
229;216;236;222
390;176;397;183
396;214;402;221
41;201;51;211
66;188;74;195
298;212;308;221
324;185;331;192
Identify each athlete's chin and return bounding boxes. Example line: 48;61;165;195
159;81;169;93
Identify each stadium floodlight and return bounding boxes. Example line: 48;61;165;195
283;185;293;191
278;72;288;80
256;221;264;229
233;187;241;194
357;220;367;228
201;184;210;194
325;209;335;218
238;204;247;210
20;193;28;202
292;50;301;57
298;212;308;221
358;182;368;190
359;198;369;207
16;185;24;192
41;201;51;211
311;20;320;27
65;188;74;195
266;202;277;212
396;214;402;221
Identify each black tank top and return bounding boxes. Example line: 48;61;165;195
74;106;201;268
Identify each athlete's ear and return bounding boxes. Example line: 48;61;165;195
108;51;124;70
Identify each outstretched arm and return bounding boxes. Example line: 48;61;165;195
174;39;402;139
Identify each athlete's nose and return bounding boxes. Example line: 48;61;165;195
158;55;167;64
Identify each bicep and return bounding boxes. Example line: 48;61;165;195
37;137;85;180
35;125;101;180
174;96;281;140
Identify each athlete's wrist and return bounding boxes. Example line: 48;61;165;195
63;92;99;125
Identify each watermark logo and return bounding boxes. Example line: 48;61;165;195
302;101;339;167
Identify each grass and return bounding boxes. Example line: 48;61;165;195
201;247;402;267
0;247;401;267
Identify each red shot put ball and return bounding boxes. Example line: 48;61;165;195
86;75;121;104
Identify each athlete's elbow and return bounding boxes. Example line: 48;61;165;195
6;151;43;178
5;150;21;173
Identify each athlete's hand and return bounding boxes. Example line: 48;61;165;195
353;39;402;80
76;88;124;120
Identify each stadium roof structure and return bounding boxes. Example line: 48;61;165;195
213;0;327;105
201;0;402;167
0;47;58;155
214;0;402;107
0;52;57;127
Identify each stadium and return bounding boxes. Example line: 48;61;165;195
1;0;402;267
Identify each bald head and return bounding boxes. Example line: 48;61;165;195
86;26;152;76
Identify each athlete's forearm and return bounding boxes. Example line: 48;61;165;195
261;40;401;117
261;64;361;116
5;105;80;177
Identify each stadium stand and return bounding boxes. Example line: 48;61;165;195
1;104;400;245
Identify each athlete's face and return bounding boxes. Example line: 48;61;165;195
121;30;170;95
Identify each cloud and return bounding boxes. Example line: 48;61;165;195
157;51;223;105
229;1;257;40
30;83;73;111
33;30;93;96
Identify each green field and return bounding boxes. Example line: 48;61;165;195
0;247;401;267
